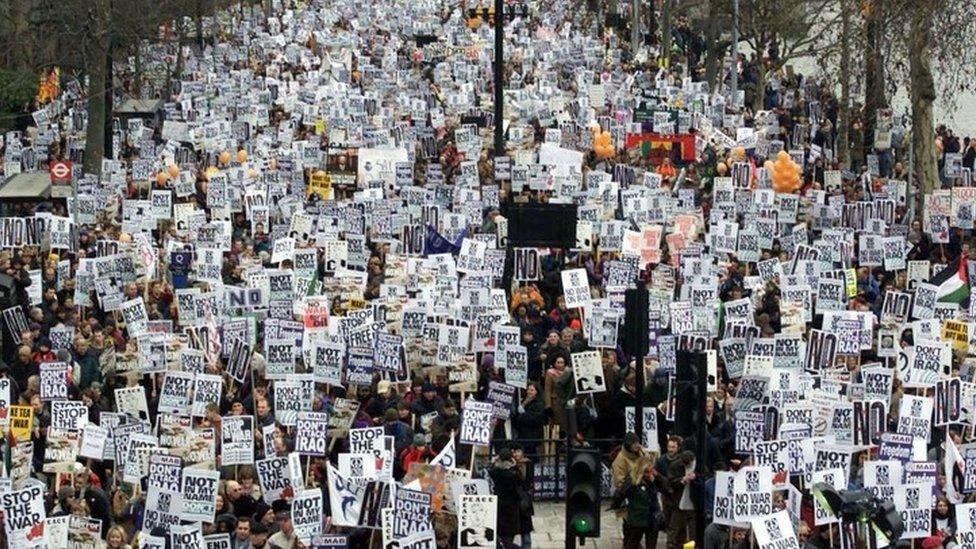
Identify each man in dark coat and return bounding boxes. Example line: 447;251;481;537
488;447;523;548
410;383;444;433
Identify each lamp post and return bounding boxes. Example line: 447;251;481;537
730;0;739;107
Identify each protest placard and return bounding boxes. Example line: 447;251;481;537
295;411;330;456
571;350;606;394
181;469;220;523
459;400;494;447
51;400;89;432
458;495;497;549
1;483;46;547
751;510;800;549
221;415;254;466
393;488;433;539
256;456;293;503
291;489;325;543
39;361;68;401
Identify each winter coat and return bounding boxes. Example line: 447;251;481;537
399;446;433;473
515;396;547;443
488;459;523;539
623;477;664;528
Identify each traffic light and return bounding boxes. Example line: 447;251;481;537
565;447;601;543
674;350;706;437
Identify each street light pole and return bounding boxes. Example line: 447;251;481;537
631;0;640;52
493;0;505;157
730;0;739;107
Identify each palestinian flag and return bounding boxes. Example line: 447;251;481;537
306;268;319;296
932;255;970;304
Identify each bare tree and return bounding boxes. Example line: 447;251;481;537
880;0;976;196
736;0;837;111
835;0;855;166
861;0;886;161
82;0;110;175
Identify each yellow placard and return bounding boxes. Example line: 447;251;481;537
308;172;334;200
314;118;326;136
845;268;857;298
10;405;33;442
942;320;970;352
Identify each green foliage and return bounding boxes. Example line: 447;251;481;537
0;69;38;114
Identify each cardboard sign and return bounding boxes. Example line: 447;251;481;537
459;400;494;447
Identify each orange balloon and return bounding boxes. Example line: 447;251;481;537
155;172;169;185
270;158;278;171
770;151;801;194
733;147;746;160
219;151;231;165
716;162;728;176
237;149;248;164
167;164;180;178
247;168;260;179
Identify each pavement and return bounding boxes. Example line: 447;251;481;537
528;501;626;548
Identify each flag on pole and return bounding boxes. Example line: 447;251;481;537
430;436;456;468
933;256;970;304
945;437;965;504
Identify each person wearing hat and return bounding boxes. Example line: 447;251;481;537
383;407;414;458
399;434;434;475
52;485;77;516
489;447;523;548
367;379;401;420
612;433;652;507
31;336;55;365
268;499;295;549
248;521;271;549
429;399;460;442
409;382;444;432
214;513;238;534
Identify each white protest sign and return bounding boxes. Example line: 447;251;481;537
458;494;497;549
1;483;46;547
181;468;220;523
292;489;325;543
560;268;591;308
571;350;606;394
751;510;800;549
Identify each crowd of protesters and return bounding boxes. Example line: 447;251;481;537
0;0;975;548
